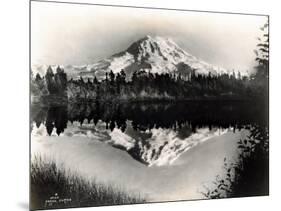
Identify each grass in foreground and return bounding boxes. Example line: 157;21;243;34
30;156;145;210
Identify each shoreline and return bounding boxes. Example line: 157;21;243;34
31;95;257;107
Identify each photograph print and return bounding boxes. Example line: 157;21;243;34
30;1;269;210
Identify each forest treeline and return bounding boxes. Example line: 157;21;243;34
31;65;267;102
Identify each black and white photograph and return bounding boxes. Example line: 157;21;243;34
30;1;269;210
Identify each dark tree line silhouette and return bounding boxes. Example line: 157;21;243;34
31;63;267;103
65;68;254;102
31;101;267;136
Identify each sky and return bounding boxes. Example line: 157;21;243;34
31;1;268;74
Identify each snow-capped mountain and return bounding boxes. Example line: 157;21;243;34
32;35;230;80
79;35;229;79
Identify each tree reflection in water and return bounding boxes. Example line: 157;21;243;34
31;101;267;137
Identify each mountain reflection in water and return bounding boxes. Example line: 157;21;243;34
31;101;266;166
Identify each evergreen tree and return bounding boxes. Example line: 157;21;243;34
35;73;42;82
93;76;99;84
120;69;126;84
109;70;115;85
45;66;56;94
54;66;67;94
251;20;269;99
254;22;269;79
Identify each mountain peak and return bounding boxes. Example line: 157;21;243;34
32;36;229;79
143;34;153;39
131;35;178;49
82;36;229;78
126;35;190;65
142;35;172;41
142;35;168;42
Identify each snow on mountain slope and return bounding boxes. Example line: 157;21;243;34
108;125;230;167
32;35;229;80
90;121;230;166
79;35;229;79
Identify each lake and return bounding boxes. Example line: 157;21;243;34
30;101;267;202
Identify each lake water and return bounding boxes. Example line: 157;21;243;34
30;101;266;202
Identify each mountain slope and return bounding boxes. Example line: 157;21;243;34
78;35;228;79
32;35;229;80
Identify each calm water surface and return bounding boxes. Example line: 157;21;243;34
30;101;266;201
